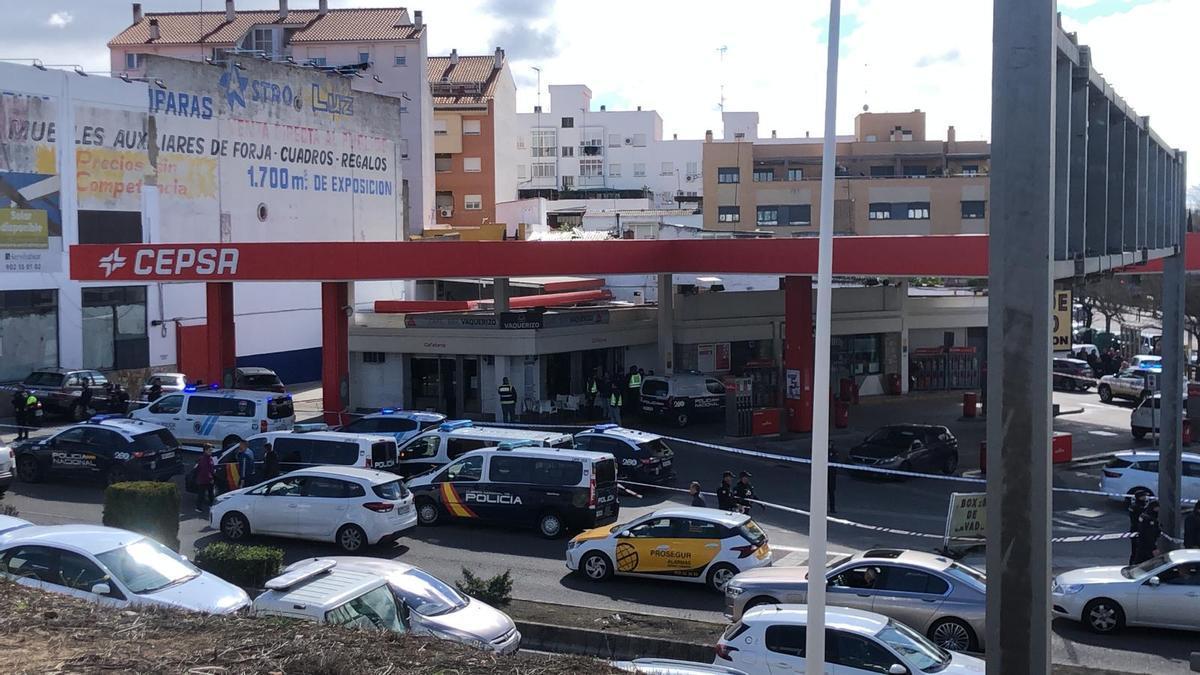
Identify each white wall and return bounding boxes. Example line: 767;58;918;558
491;65;519;207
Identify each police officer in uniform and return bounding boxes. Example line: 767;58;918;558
626;366;642;419
716;470;736;511
585;371;599;419
497;377;517;423
734;471;759;514
11;387;28;440
609;387;623;425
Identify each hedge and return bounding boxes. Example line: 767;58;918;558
194;542;284;589
456;567;513;607
102;481;180;551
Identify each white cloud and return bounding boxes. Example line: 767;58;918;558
47;11;73;28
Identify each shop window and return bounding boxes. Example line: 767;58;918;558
82;286;147;371
831;334;883;381
0;289;58;381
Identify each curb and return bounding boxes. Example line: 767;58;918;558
515;619;713;662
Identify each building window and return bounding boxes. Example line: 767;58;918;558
870;165;895;177
463;157;481;173
532;129;556;157
865;134;878;142
464;194;482;210
686;161;698;178
782;204;812;225
901;129;913;141
581;131;603;150
903;165;928;177
561;117;574;128
517;164;528;180
961;200;986;219
756;206;779;226
717;167;740;184
633;163;646;177
608;163;621;176
362;352;386;363
608;133;621;147
82;286;147;371
433;119;448;136
124;52;143;70
561;145;575;157
581;159;603;177
434;154;452;172
752;168;775;182
0;289;58;382
832;333;884;379
463;119;481;135
308;57;327;67
961;165;979;176
393;46;407;66
436;192;454;215
358;50;370;65
906;202;930;219
251;28;275;56
868;203;892;220
787;168;804;181
718;206;740;223
661;161;675;176
632;133;647;147
532;163;556;178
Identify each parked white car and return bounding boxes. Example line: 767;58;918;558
1099;450;1200;502
0;443;12;495
716;604;983;674
1052;550;1200;634
0;524;248;614
210;466;417;553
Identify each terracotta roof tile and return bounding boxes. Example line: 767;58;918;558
426;54;502;105
108;7;420;47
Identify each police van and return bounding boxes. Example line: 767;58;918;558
130;385;295;449
12;415;183;486
407;443;620;538
639;374;727;427
213;430;398;492
573;424;676;485
393;420;575;478
337;409;446;444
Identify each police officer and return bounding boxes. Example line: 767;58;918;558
148;380;163;403
597;371;612;421
21;390;39;439
11;387;28;440
828;445;839;515
1127;490;1150;565
734;471;760;514
609;387;623;425
626;366;642;418
1133;499;1161;565
497;377;517;423
717;470;736;511
585;371;599;418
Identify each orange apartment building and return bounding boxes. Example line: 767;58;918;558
428;49;516;228
702;110;991;235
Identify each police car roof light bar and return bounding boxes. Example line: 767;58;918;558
440;420;474;431
591;424;619;432
87;414;125;424
183;385;197;392
381;408;396;414
497;439;538;451
264;559;337;591
293;423;329;433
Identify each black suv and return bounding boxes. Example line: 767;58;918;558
1053;357;1093;392
227;367;286;393
573;425;676;485
13;417;183;486
16;368;129;421
847;424;959;477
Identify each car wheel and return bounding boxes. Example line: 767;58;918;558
416;498;440;526
707;563;739;593
537;511;564;539
1098;385;1113;403
222;435;242;451
580;551;613;581
337;524;368;553
71;402;87;422
674;411;689;428
16;455;41;483
1083;598;1125;634
1131;427;1147;440
929;618;977;652
942;454;959;476
221;512;250;542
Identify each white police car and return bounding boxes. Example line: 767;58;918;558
338;409;446;444
574;424;675;486
13;415;183;486
130;384;294;449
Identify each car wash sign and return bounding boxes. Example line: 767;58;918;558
943;492;986;550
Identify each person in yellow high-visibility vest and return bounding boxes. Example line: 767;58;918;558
626;366;643;419
608;389;623;425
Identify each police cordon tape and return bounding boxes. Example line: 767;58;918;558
617;479;1137;544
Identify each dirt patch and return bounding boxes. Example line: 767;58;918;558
0;581;618;674
506;598;723;645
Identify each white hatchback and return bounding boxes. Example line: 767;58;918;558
211;466;417;553
1099;449;1200;502
0;524;248;614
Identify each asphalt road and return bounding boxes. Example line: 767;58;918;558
1;389;1193;673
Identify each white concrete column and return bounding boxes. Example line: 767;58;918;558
656;274;674;375
898;280;910;393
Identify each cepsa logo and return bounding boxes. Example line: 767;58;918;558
99;247;239;278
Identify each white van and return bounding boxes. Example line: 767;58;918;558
212;430;398;491
1130;393;1188;439
131;386;294;449
394;420;575;478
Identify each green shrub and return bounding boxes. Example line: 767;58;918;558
102;481;180;551
194;542;284;589
455;567;513;607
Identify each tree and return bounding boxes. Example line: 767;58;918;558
1075;275;1148;334
1138;275;1200;358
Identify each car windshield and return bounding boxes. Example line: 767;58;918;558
326;584;405;633
390;569;468;616
944;562;986;589
1122;553;1170;579
131;429;178;453
242;374;281;387
96;539;199;594
373;480;409;500
739;519;767;546
22;371;63;387
876;619;952;672
866;428;917;446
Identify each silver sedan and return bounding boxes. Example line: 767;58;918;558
724;548;987;652
1052;550;1200;634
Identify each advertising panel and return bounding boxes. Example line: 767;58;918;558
1053;290;1072;350
0;91;61;273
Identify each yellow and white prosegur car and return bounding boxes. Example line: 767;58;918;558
565;506;772;592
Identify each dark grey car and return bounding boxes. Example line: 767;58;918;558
723;548;987;653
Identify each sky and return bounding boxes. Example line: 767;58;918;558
4;0;1197;203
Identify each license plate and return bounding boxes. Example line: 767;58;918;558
159;451;175;460
661;460;672;468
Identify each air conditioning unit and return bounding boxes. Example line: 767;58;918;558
439;208;453;218
624;137;633;145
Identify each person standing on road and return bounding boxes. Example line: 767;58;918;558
1128;490;1150;565
1133;500;1161;564
11;387;28;440
717;471;736;511
828;445;839;515
194;444;216;514
78;377;94;418
585;370;599;419
236;440;256;488
262;442;281;481
609;385;623;425
497;377;517;423
734;471;760;514
148;380;163;403
689;481;706;507
597;372;612;421
1184;501;1200;548
626;366;642;419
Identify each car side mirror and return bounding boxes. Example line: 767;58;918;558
889;665;909;675
618;530;632;538
91;583;111;596
1148;576;1161;587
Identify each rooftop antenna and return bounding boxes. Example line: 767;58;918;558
716;45;728;112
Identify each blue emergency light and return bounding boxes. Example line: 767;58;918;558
591;423;619;432
87;414;125;424
183;385;197;393
381;408;396;415
210;383;220;390
440;419;474;431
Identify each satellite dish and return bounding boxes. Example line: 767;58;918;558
863;104;869;112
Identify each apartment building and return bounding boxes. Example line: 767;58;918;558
702;110;990;235
107;0;435;231
513;85;703;209
427;49;517;227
